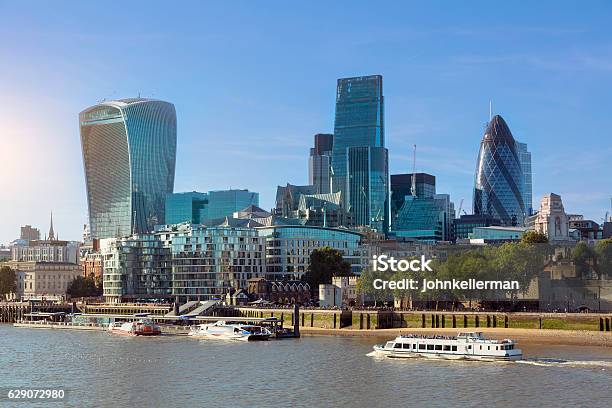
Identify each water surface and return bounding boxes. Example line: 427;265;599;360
0;326;610;407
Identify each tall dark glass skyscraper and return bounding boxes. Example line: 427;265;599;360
80;98;177;239
309;133;333;194
473;115;526;226
331;75;388;232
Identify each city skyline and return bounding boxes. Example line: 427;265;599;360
2;2;612;243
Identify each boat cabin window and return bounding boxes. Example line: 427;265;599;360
468;345;472;350
487;346;490;350
443;345;451;351
393;343;402;349
435;345;442;351
451;346;457;351
402;343;410;349
413;344;417;349
427;344;434;350
419;344;425;350
385;342;394;348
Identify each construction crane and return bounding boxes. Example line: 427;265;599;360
457;198;464;217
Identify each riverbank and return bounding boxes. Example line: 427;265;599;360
299;326;612;347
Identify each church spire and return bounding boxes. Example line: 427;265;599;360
48;211;55;241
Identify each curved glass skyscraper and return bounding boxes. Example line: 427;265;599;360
473;115;525;226
80;98;177;239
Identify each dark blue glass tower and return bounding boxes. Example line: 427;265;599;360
473;115;526;226
80;98;177;239
331;75;388;232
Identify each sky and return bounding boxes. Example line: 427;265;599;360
1;1;611;244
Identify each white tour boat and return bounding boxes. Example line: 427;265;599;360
108;319;162;336
372;332;523;361
188;321;272;341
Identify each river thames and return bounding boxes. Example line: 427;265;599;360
1;325;610;407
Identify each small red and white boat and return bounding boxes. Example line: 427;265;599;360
108;319;162;336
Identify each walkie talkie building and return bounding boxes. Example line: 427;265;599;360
80;98;177;239
473;115;525;226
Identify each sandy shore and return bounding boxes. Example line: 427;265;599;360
299;327;612;347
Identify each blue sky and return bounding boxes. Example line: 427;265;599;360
1;1;611;243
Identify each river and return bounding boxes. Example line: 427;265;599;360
0;325;610;407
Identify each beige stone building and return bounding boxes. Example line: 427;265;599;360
527;193;570;241
7;261;82;301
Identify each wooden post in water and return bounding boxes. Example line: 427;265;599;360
463;315;467;328
452;315;456;328
422;314;425;328
486;315;491;328
493;315;497;328
475;315;479;328
441;315;445;328
600;318;604;331
293;304;300;337
504;315;509;328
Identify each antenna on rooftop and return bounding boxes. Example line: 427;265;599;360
411;144;417;196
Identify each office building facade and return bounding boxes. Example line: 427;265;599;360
80;98;177;239
20;225;40;241
390;173;436;224
331;75;388;232
516;141;533;216
309;133;333;194
165;192;208;225
473;115;526;226
257;225;366;280
391;194;454;243
454;214;501;240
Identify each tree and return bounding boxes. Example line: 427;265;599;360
356;267;391;307
0;265;16;300
66;275;102;298
521;230;549;244
594;238;612;279
572;241;596;278
303;247;351;294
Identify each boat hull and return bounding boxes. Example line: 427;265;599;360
372;346;522;361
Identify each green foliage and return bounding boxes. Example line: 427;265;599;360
356;267;392;306
572;241;596;278
303;247;352;293
66;275;102;298
0;265;17;298
521;230;549;244
594;238;612;279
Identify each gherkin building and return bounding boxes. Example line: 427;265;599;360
473;115;525;226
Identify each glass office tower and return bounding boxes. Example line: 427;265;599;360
80;98;177;239
473;115;525;226
515;141;533;216
165;192;208;225
331;75;388;232
309;133;333;194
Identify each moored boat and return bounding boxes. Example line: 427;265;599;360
371;332;523;361
188;321;272;341
108;319;162;336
